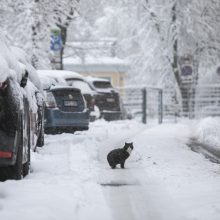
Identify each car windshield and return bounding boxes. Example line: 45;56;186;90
66;79;93;94
93;81;112;89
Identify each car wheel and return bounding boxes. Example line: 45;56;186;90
23;128;30;177
22;161;29;177
36;126;44;147
12;115;24;180
12;140;23;180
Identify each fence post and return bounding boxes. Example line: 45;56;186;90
142;88;147;124
158;89;163;124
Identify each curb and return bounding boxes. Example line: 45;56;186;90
187;138;220;164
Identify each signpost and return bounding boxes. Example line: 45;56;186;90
179;55;193;84
217;66;220;76
50;28;62;69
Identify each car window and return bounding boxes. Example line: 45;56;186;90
66;79;93;94
52;89;85;112
93;81;112;89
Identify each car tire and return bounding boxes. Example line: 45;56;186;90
36;107;45;147
12;135;23;180
12;114;24;180
23;113;31;176
22;161;29;177
37;126;44;147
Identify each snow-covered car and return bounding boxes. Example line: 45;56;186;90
0;36;44;180
38;70;99;121
86;77;122;120
12;47;45;149
37;72;89;133
44;85;90;134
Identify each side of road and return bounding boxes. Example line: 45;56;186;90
187;138;220;164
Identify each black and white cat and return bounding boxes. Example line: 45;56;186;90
107;142;134;169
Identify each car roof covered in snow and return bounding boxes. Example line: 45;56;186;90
84;76;116;93
37;70;68;89
37;70;84;80
11;46;43;92
49;85;81;92
85;76;110;83
0;35;44;114
0;35;22;83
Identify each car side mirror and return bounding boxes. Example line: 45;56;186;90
20;70;28;88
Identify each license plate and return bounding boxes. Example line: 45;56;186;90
106;98;115;102
64;100;77;107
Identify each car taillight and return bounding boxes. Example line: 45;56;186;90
0;151;12;158
45;92;57;108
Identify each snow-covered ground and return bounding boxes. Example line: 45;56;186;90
0;119;220;220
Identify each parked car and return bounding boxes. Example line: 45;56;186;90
43;85;90;134
0;38;44;180
0;72;44;180
85;77;122;120
37;71;90;134
61;71;99;121
38;70;99;121
12;47;45;149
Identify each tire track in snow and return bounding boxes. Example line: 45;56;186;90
96;124;188;220
99;164;189;220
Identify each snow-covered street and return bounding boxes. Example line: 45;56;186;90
0;120;220;220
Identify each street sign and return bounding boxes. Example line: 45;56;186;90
50;28;62;51
181;65;193;76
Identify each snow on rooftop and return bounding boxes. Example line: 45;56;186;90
64;56;127;65
64;56;129;74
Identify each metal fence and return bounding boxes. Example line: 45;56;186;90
186;84;220;118
118;86;178;124
118;84;220;123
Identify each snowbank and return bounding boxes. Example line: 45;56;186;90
191;117;220;149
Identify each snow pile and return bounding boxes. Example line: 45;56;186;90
192;117;220;149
